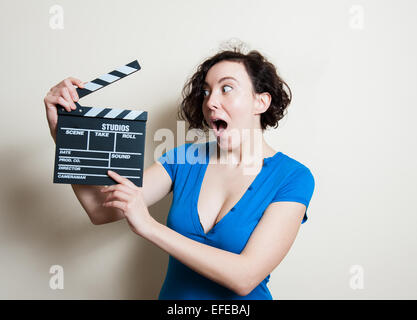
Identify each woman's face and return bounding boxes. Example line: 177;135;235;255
202;60;261;151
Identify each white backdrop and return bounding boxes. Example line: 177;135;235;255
0;0;416;299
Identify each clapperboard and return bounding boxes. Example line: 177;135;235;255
53;60;147;187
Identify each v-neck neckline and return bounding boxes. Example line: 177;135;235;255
193;141;282;236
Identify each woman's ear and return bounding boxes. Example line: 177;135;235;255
254;92;271;115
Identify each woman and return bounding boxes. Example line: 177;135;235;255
43;46;315;300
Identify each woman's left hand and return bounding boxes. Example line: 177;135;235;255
101;170;154;237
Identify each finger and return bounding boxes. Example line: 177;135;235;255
107;170;136;188
64;79;80;102
103;200;127;212
67;77;84;89
60;87;76;110
57;96;72;112
44;96;59;128
44;94;61;109
100;184;134;195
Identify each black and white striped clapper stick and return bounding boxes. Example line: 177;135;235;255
54;60;147;187
75;60;141;99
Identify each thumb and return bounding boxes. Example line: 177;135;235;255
69;77;85;88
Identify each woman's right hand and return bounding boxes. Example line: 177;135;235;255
43;77;85;142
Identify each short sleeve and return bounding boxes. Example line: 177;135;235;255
157;144;189;185
271;166;315;224
157;146;180;185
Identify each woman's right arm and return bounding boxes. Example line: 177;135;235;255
44;77;172;225
71;162;172;225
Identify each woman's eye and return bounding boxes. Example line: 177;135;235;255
202;85;231;97
223;85;232;93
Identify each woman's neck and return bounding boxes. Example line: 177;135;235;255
213;132;275;169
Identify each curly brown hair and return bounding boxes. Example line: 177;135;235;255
178;45;292;132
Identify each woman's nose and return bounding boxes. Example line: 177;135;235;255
206;93;220;110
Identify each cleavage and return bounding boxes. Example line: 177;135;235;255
197;163;261;233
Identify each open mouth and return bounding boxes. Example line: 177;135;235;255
211;119;228;136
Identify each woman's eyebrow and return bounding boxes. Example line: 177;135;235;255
204;76;238;87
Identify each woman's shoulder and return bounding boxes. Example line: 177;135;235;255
275;151;314;177
166;141;211;152
160;141;212;165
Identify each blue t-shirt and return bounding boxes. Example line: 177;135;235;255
157;141;315;300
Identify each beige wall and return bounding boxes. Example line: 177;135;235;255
0;0;416;299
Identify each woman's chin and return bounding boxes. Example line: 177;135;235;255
216;129;241;151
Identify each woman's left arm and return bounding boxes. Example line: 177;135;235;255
102;170;306;296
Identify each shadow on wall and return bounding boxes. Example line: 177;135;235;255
0;102;183;299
